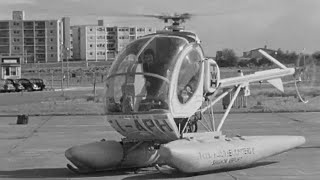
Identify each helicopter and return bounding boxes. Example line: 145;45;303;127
65;13;306;174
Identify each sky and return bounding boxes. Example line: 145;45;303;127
0;0;319;56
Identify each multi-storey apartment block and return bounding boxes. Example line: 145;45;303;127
72;21;156;62
71;25;118;61
0;11;70;63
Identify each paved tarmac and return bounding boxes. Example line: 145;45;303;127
0;112;319;180
0;87;104;107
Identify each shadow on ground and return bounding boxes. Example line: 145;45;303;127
123;161;278;180
0;167;133;179
0;161;277;179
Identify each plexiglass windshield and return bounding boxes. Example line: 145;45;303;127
105;35;188;113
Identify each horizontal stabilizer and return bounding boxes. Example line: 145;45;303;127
267;78;284;92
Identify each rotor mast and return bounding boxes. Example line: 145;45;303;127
156;13;191;32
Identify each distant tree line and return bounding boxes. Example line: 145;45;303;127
215;49;238;67
215;48;320;67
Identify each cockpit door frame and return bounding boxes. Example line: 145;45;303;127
169;43;205;118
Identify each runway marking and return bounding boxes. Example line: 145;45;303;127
8;116;53;154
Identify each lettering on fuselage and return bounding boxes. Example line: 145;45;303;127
142;119;156;131
212;157;243;165
197;147;255;166
108;115;174;136
155;119;173;132
134;119;147;131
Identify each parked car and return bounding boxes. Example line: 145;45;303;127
17;78;40;91
30;78;46;91
0;79;15;92
6;79;25;92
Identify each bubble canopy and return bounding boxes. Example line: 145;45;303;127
105;34;198;114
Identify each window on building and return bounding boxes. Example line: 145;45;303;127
89;52;93;55
11;67;17;76
89;44;93;48
97;27;105;31
97;44;105;48
119;36;128;39
130;36;135;41
137;28;145;32
51;54;54;57
50;30;54;34
107;36;113;40
37;38;45;43
50;38;53;42
13;38;20;42
89;28;93;31
50;22;53;26
107;27;114;32
97;35;105;40
50;46;54;50
5;67;10;76
97;51;105;55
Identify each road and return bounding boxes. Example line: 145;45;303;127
0;112;319;179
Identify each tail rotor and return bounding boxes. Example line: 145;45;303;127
293;52;318;103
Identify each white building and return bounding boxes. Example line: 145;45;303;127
71;21;156;62
0;11;71;63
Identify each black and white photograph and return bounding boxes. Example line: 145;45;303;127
0;0;319;179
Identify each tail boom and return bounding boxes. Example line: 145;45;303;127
219;68;294;88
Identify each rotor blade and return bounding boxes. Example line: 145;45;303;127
259;49;287;69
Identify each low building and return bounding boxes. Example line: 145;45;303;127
0;56;21;79
242;45;277;59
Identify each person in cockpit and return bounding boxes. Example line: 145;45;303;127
178;60;200;104
141;49;154;72
138;49;168;111
141;49;157;98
